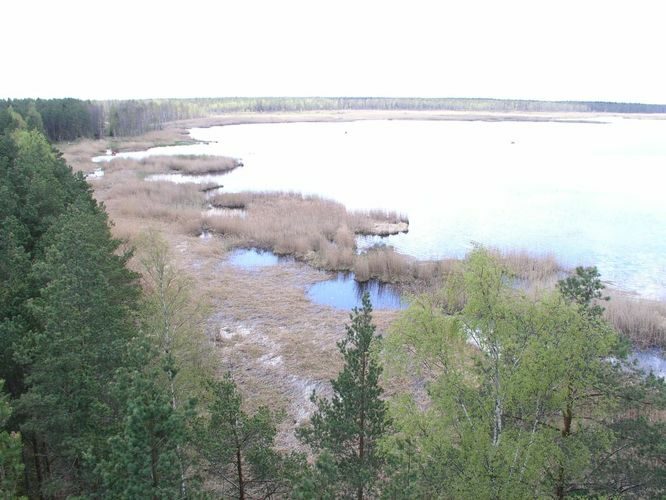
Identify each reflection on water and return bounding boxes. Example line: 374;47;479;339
226;248;405;309
307;272;406;310
356;234;394;253
227;248;292;269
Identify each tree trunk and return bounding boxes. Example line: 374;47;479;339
236;446;245;500
492;345;502;447
556;403;573;499
357;351;368;500
151;444;159;500
30;436;44;500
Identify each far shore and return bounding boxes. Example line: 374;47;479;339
59;109;666;168
176;109;666;130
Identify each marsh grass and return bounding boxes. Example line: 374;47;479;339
57;124;195;171
491;249;562;282
204;192;417;281
52;123;666;455
136;155;240;175
604;292;666;347
64;129;666;350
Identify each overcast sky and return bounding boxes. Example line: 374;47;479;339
2;0;665;103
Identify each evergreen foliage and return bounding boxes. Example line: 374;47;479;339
18;201;141;494
299;292;390;499
197;373;297;499
0;381;23;499
558;265;609;317
100;366;193;499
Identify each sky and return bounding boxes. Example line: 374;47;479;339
2;0;665;103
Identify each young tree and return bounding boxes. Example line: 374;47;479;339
384;249;622;498
557;266;609;317
137;231;210;411
137;231;211;496
197;373;293;499
299;292;390;500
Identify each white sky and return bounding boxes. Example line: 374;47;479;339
2;0;665;103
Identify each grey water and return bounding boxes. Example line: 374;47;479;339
626;349;666;379
94;118;666;300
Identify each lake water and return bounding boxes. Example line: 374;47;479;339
95;118;666;299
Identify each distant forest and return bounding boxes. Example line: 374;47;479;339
2;96;666;142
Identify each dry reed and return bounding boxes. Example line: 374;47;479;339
604;292;666;348
64;133;666;349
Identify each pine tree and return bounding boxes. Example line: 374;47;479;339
197;373;294;499
298;292;390;500
100;367;191;499
18;201;141;495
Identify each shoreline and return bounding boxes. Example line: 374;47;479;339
55;115;665;443
58;113;666;344
176;109;666;130
60;109;666;172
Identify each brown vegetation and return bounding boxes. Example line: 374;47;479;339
138;155;241;175
58;117;666;354
604;291;666;348
54;121;666;450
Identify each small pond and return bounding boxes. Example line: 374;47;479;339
307;272;406;311
227;248;292;269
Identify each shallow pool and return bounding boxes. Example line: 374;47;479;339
307;272;406;310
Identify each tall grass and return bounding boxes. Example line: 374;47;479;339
491;249;562;282
604;292;666;348
204;192;419;281
139;155;240;175
77;145;666;348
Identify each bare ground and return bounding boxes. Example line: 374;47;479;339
168;232;399;449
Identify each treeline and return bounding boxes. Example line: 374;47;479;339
105;99;203;136
0;99;204;141
0;98;104;141
202;96;666;114
3;96;666;144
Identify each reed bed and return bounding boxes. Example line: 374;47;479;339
491;248;562;282
205;192;418;282
99;155;239;176
74;141;666;349
604;292;666;348
139;155;240;175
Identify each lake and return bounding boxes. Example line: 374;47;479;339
96;117;666;299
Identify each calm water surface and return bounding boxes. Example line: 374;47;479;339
96;118;666;299
307;272;406;310
227;248;292;268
